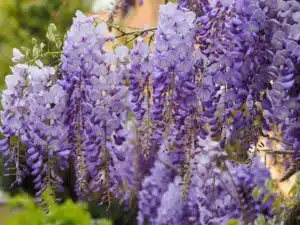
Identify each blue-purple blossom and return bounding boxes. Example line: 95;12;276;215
0;59;67;196
60;11;130;199
137;138;274;225
137;146;176;225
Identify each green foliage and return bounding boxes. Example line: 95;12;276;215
225;175;300;225
257;175;300;224
3;189;112;225
226;219;240;225
19;23;63;67
254;215;267;225
281;175;300;225
251;187;263;201
0;0;91;88
46;23;62;49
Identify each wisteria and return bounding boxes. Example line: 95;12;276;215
60;11;132;200
138;141;274;225
1;0;300;224
1;61;66;196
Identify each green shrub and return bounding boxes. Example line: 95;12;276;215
3;189;112;225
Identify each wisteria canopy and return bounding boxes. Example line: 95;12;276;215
1;0;300;224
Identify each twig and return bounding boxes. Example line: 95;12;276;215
257;149;294;155
259;132;293;147
115;28;157;39
124;34;140;45
280;158;300;182
97;18;142;30
148;33;155;46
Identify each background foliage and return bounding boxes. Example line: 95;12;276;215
0;0;91;88
3;190;112;225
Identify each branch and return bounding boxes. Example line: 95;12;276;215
257;149;294;155
115;27;157;39
279;159;300;182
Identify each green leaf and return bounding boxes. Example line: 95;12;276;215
32;44;40;58
40;42;46;51
32;38;37;45
8;194;36;210
20;46;30;58
226;219;240;225
288;184;296;196
264;179;276;192
263;193;270;203
46;23;61;49
96;219;113;225
41;188;55;207
254;215;267;225
272;197;283;213
55;39;62;49
46;23;57;43
252;187;263;200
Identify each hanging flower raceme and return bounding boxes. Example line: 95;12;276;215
1;59;67;196
137;138;274;225
264;0;300;157
126;38;154;157
125;3;205;193
112;121;156;207
60;11;130;200
137;146;176;225
190;0;280;162
149;3;205;181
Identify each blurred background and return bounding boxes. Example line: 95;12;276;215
0;0;92;88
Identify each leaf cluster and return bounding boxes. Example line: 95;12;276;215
3;189;112;225
0;0;90;88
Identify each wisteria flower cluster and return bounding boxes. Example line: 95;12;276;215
1;0;299;224
137;141;273;225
